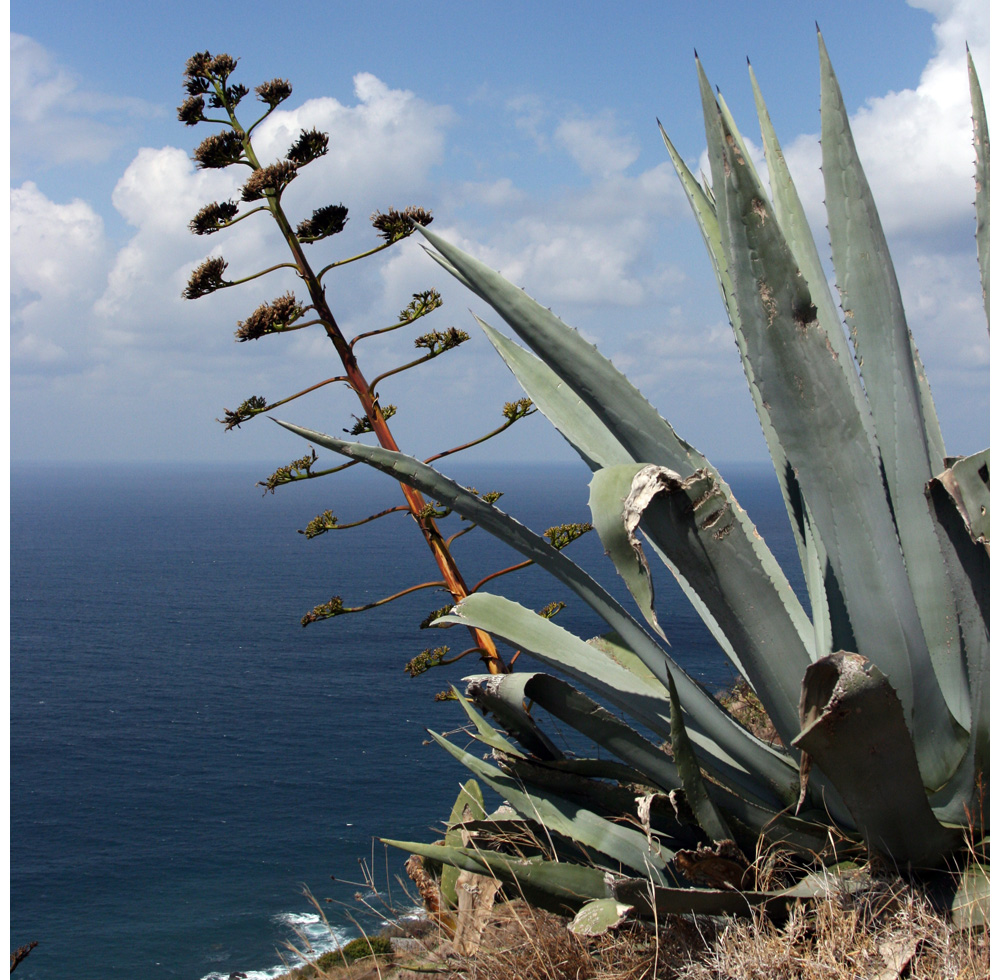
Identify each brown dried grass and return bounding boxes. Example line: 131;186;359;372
280;866;988;980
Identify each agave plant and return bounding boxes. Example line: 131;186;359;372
278;35;989;923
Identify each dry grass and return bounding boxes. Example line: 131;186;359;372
443;898;713;980
274;866;987;980
676;875;989;980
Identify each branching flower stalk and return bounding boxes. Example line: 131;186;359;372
179;52;520;673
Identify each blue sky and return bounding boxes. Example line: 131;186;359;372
10;0;990;469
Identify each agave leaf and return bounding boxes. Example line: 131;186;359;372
587;631;661;683
613;862;866;920
538;758;652;784
747;62;883;657
935;449;990;548
597;463;809;747
441;779;486;908
588;465;665;639
711;79;962;787
568;898;633;936
465;672;683;796
464;671;839;857
418;222;817;674
273;422;803;805
819;32;965;729
666;669;733;843
968;51;990;326
382;838;610;912
428;730;674;883
420;225;819;684
819;31;946;473
478;318;631;471
484;322;815;746
443;592;798;810
656;121;730;313
661;115;837;660
949;852;990;930
748;62;880;462
793;653;962;867
449;685;532;759
481;319;742;675
493;752;679;840
416;224;702;475
926;455;989;824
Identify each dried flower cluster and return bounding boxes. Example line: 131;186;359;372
255;78;292;108
219;395;268;431
345;405;396;435
502;398;534;422
177;96;205;126
544;522;594;550
207;82;248;111
538;601;566;619
235;293;305;341
370;206;433;242
414;327;470;356
286;128;329;166
399;290;443;322
405;646;449;677
258;449;318;494
296;204;349;242
419;606;454;630
189;200;240;236
241;161;298;201
193;130;245;169
183;256;229;299
301;596;346;626
418;502;452;521
301;510;339;539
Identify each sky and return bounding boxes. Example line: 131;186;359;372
9;0;992;471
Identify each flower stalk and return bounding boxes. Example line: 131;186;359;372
179;52;521;675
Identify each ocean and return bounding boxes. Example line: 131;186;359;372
10;459;799;979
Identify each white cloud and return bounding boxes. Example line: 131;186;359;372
555;112;640;177
8;9;988;464
421;159;687;311
10;34;156;173
11;182;109;366
10;73;465;459
251;73;454;212
783;0;988;238
92;71;456;339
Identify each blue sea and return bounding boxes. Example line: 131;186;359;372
10;459;798;979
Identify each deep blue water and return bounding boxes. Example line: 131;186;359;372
10;460;798;979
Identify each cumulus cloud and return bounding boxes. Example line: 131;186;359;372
10;34;155;174
10;69;465;459
251;73;454;212
782;0;988;239
555;112;640;177
11;182;109;366
9;8;988;464
94;71;456;337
